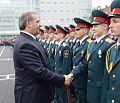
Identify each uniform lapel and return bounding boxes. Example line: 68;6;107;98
89;35;108;58
35;39;49;63
56;41;64;56
89;41;104;58
113;46;120;67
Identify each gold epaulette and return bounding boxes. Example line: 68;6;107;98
87;38;93;44
105;38;114;44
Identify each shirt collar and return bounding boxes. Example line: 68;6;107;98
117;41;120;48
80;35;88;44
96;35;107;43
21;30;36;40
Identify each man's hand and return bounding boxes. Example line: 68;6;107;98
64;73;74;85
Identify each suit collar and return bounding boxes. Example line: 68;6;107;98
20;31;36;40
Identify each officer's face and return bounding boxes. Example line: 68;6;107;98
109;17;120;38
75;28;85;39
69;32;75;39
92;24;106;38
44;33;49;39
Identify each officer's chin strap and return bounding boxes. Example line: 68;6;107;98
66;84;70;103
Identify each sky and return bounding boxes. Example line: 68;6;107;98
92;0;113;8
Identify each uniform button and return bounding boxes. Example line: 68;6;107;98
112;87;114;91
113;74;115;78
89;61;91;63
112;99;115;103
88;80;90;82
88;70;90;73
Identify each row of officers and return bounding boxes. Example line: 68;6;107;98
37;1;120;103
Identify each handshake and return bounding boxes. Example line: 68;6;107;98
64;73;74;85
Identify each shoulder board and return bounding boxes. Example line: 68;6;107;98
87;38;93;44
105;38;114;43
62;42;67;47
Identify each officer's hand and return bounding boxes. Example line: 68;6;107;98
64;74;73;85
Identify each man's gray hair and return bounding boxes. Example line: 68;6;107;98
19;12;37;30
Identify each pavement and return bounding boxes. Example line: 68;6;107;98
0;46;15;103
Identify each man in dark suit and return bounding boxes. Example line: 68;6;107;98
13;12;72;103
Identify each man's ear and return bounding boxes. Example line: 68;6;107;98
26;21;32;28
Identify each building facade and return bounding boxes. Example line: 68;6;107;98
40;0;92;26
0;0;40;32
0;0;92;31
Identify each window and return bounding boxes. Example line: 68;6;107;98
60;2;63;4
53;2;57;4
47;10;51;13
54;10;57;13
41;10;44;12
60;10;63;12
67;10;70;12
60;18;64;21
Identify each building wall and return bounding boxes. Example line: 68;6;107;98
39;0;92;26
0;0;92;31
0;0;40;31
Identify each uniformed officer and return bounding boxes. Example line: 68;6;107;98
101;0;120;103
64;26;77;102
69;24;75;31
68;24;77;50
44;25;50;34
48;25;56;72
36;27;44;41
43;25;50;51
42;25;50;48
54;25;72;103
72;17;92;103
69;10;115;103
64;26;70;43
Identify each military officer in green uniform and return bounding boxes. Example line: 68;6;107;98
69;10;115;103
54;25;72;103
101;0;120;103
67;25;77;51
48;25;56;72
43;25;50;52
69;24;76;48
72;17;92;103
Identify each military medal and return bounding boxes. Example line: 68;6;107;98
64;50;69;58
98;50;102;58
81;50;84;57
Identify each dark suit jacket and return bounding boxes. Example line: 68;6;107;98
13;32;65;103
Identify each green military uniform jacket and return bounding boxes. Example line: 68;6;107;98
55;40;72;74
71;34;115;103
73;36;90;88
48;40;57;72
102;43;120;103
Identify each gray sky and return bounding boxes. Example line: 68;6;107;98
92;0;113;8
